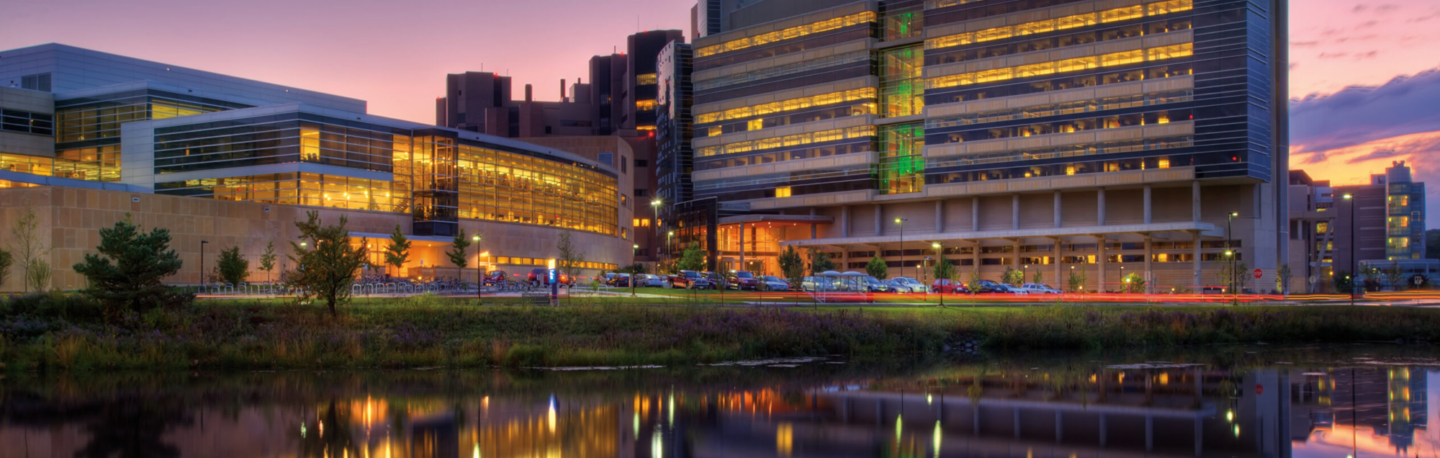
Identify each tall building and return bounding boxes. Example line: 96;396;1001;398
665;0;1290;291
0;44;630;291
655;41;695;258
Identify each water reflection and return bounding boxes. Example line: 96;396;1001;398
0;348;1435;457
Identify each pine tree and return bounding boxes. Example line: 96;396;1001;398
778;246;805;289
216;245;250;286
447;228;473;272
807;248;835;275
72;214;184;312
384;224;410;276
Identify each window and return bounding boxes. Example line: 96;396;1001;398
635;189;648;197
635;159;648;167
598;152;614;166
776;186;792;198
621;155;628;173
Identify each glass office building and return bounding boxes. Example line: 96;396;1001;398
0;44;628;289
677;0;1289;291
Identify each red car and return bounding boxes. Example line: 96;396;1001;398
930;279;970;294
484;270;509;284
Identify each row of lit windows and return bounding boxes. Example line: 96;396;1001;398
696;11;877;58
452;142;619;236
695;88;877;125
928;90;1191;129
54;145;122;182
927;43;1193;89
928;19;1192;68
0;153;52;176
927;0;987;9
633;218;652;227
635;99;657;111
1;109;53;136
694;50;871;92
925;0;1192;50
695;141;872;171
705;104;874;137
636;73;658;85
927;137;1187;169
697;125;876;157
156;173;413;214
56;99;218;143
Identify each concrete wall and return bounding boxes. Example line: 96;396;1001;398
0;187;632;292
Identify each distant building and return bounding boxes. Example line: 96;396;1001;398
433;30;684;267
1291;161;1433;292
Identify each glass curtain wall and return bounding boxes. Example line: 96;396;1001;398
879;45;925;118
878;123;924;194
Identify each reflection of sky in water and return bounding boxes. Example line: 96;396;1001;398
1289;369;1434;458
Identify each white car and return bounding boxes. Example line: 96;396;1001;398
1020;283;1062;294
639;274;667;287
888;277;927;293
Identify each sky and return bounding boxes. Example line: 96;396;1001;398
2;0;1439;226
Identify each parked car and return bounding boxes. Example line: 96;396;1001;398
888;277;926;293
702;271;729;290
528;268;547;283
605;273;631;287
863;276;891;292
991;283;1028;295
972;280;1005;293
638;274;667;287
758;275;790;291
931;279;969;294
1020;283;1062;294
727;271;758;290
670;270;713;289
801;276;818;292
484;270;508;284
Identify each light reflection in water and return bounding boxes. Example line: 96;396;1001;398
0;354;1434;457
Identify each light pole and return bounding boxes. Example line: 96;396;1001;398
895;218;908;279
200;240;209;290
1344;193;1355;306
1227;211;1238;304
1119;265;1126;293
933;242;944;307
632;244;640;297
1071;265;1080;293
472;234;482;300
651;198;662;260
1023;264;1030;286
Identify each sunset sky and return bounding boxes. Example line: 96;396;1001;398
2;0;1438;226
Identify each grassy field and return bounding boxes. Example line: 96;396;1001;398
2;291;1438;373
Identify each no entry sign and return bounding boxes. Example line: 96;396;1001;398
1252;268;1262;279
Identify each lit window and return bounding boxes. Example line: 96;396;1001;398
636;73;658;85
776;186;792;198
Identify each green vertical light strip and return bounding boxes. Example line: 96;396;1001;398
878;123;925;194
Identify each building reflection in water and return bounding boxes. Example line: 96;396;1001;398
0;366;1432;457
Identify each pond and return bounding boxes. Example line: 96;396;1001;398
1;344;1436;457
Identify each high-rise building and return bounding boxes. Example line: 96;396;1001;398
0;44;631;290
434;31;683;267
665;0;1290;291
656;41;695;258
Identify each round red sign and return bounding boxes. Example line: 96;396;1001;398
1253;268;1263;279
1255;384;1264;395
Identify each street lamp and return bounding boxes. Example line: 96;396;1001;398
895;218;908;279
1119;265;1126;293
1344;193;1355;306
200;240;209;289
1071;265;1081;293
651;198;662;260
632;244;640;297
472;234;482;300
1226;211;1239;303
933;242;944;307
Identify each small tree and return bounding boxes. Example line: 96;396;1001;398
1002;266;1024;286
216;245;250;286
259;241;277;284
72;214;184;313
778;246;805;289
966;270;982;294
25;259;51;292
289;211;367;316
0;249;11;290
1276;263;1292;294
1384;261;1406;291
556;229;586;282
807;248;835;275
676;245;706;272
1068;267;1087;293
447;228;473;278
1332;270;1354;294
1122;272;1146;293
384;224;410;276
10;209;49;293
1032;269;1044;286
865;256;889;279
933;256;956;284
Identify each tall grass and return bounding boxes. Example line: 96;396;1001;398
1;293;1436;372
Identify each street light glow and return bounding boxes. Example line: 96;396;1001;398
1343;194;1352;199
